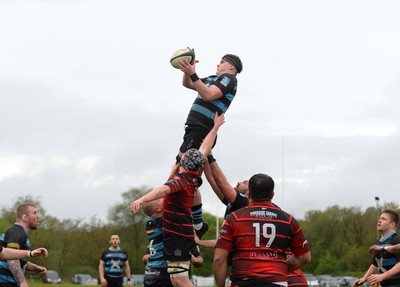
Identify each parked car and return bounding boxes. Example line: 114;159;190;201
71;274;97;285
304;274;319;287
42;270;62;284
316;275;334;286
337;276;358;287
130;274;144;286
324;277;341;287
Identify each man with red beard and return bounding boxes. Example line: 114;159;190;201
0;204;47;287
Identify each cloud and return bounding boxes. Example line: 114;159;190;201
1;0;400;222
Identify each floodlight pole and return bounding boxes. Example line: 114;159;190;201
375;196;380;240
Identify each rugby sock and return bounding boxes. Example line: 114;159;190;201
192;204;203;230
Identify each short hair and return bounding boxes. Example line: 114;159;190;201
382;209;399;227
222;54;243;74
17;204;36;219
142;199;163;217
248;173;274;202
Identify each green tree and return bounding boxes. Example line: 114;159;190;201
2;191;400;279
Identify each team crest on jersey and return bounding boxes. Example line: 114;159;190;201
221;76;231;87
174;249;182;257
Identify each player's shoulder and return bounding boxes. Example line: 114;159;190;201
4;224;27;239
391;232;400;243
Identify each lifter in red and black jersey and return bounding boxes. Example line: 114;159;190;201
130;113;225;287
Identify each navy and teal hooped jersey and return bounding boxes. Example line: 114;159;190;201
186;73;237;130
100;248;128;279
372;232;400;287
223;192;249;218
144;216;172;287
145;216;168;270
0;224;30;285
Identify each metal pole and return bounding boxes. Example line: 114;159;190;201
375;196;380;240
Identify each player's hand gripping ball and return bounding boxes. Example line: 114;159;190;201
170;48;195;69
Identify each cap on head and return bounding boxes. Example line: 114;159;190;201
181;148;205;171
222;54;243;74
248;173;275;201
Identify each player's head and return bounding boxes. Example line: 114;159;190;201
248;173;275;202
222;54;243;74
235;179;249;194
142;198;163;217
379;210;399;231
181;148;205;171
109;235;121;248
17;203;40;230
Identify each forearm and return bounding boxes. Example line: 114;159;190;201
182;73;195;89
213;256;227;287
213;248;229;287
387;244;400;253
131;185;170;213
287;252;311;272
140;186;169;203
99;261;105;280
197;239;217;249
0;248;30;260
193;81;221;101
8;260;26;283
124;262;131;278
363;265;378;280
379;262;400;281
210;162;236;203
25;261;38;271
199;128;218;156
204;161;224;201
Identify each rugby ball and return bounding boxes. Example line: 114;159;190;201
170;48;195;69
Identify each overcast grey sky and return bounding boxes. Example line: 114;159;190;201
1;0;399;222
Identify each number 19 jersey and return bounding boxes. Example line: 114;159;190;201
216;202;310;286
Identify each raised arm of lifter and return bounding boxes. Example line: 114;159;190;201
199;113;225;157
180;59;223;101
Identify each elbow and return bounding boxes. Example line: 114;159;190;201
306;252;312;263
302;252;312;265
213;255;225;266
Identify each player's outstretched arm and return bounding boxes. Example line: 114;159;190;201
180;59;222;101
370;244;400;254
0;247;48;261
130;185;171;214
199;112;225;157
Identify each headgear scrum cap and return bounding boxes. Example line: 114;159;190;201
222;54;243;73
181;148;205;171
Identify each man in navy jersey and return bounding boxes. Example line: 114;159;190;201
354;210;400;287
174;52;242;166
214;173;311;287
141;199;204;287
170;52;243;238
0;204;47;287
99;235;131;287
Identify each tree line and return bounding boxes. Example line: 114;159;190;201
1;189;398;281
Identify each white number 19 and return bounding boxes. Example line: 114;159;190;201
252;222;276;247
